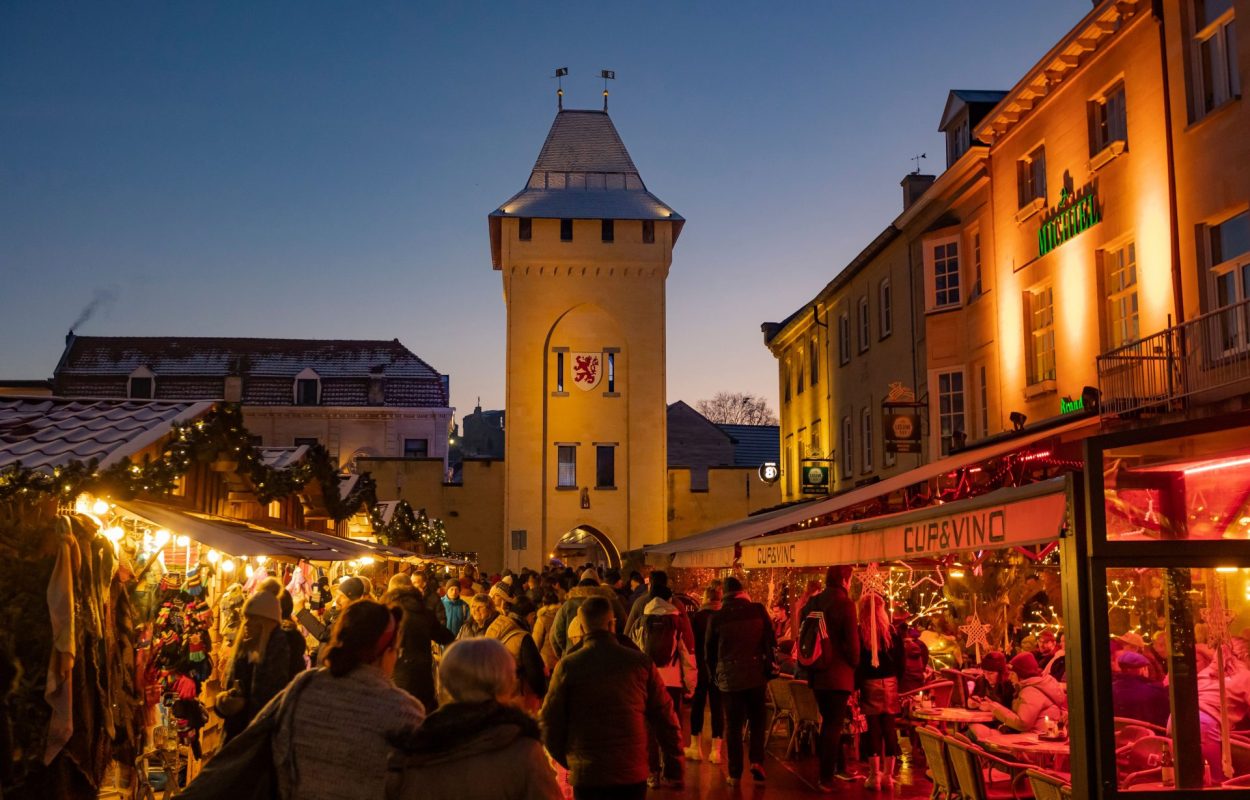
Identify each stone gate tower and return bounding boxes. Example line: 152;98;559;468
489;109;683;571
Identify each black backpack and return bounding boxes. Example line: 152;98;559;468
797;611;835;670
637;614;680;667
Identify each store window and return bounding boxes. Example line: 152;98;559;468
879;278;893;338
936;370;966;456
861;408;873;473
841;416;853;479
1206;210;1250;352
1028;285;1057;384
1105;241;1140;350
931;239;961;309
858;296;870;353
595;445;615;488
557;445;577;488
1017;145;1047;209
839;313;851;365
1191;0;1240;118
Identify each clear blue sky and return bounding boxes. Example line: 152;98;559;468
0;1;1092;419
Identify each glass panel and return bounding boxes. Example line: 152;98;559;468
1213;211;1250;264
1105;565;1250;790
1198;0;1234;28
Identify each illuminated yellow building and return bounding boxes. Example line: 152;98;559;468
488;109;683;570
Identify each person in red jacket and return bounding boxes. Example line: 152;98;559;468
800;565;861;792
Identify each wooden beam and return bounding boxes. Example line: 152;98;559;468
1057;54;1081;67
1075;37;1099;52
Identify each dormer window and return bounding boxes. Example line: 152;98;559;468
294;368;321;406
946;112;971;168
128;366;155;399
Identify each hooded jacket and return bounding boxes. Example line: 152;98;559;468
992;673;1068;733
549;583;629;656
386;701;561;800
640;596;697;694
385;588;455;711
705;592;777;693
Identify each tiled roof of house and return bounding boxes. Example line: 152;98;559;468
717;424;780;467
489;110;683;264
0;396;212;472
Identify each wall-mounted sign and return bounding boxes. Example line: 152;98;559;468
1059;396;1085;415
801;463;830;495
758;462;780;484
1038;184;1101;257
883;403;923;454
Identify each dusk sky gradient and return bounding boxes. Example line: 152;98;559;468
1;1;1093;420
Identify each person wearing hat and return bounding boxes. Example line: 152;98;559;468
548;567;629;656
384;573;455;711
972;652;1067;734
1117;631;1165;683
1112;650;1169;728
218;589;300;742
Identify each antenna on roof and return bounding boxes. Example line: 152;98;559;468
910;153;927;174
600;69;615;111
554;67;568;111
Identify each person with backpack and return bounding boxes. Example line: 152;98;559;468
798;564;861;793
685;584;724;764
705;576;776;787
635;585;696;788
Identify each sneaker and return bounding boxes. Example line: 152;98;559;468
683;744;702;762
646;774;661;789
750;763;767;782
709;739;723;765
726;776;740;787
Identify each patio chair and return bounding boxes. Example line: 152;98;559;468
765;678;797;749
941;668;971;708
916;725;958;800
1026;768;1072;800
788;680;824;759
1121;767;1162;788
944;734;1031;800
1122;736;1171;774
903;680;955;708
1114;716;1166;736
1224;773;1250;787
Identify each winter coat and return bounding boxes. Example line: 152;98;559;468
549;584;628;655
991;674;1068;733
386;588;455;711
640;597;697;695
441;596;469;637
691;604;719;682
531;604;561;673
223;625;299;742
705;592;777;693
799;585;860;692
386;700;561;800
541;630;682;788
856;625;904;683
1112;672;1170;729
457;612;547;701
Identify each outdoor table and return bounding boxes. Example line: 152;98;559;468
981;731;1070;770
911;706;996;732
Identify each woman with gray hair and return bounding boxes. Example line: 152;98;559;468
386;638;561;800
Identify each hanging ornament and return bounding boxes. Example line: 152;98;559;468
1205;571;1235;647
960;610;993;663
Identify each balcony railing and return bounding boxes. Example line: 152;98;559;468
1097;297;1250;418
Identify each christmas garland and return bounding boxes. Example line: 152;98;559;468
372;501;450;555
0;403;371;522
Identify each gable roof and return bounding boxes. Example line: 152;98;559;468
939;90;1009;133
667;400;734;442
717;424;780;467
0;396;212;472
56;336;444;381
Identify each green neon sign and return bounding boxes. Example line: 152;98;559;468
1060;396;1085;414
1038;185;1101;257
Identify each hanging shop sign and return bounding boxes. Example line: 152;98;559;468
1038;184;1101;257
742;479;1068;568
801;463;830;495
758;462;780;484
884;407;923;454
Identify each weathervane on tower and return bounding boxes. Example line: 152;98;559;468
553;67;568;111
601;69;615;111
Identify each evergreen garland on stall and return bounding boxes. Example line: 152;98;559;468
371;502;450;555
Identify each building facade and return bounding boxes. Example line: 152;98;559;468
489;109;683;570
52;335;453;470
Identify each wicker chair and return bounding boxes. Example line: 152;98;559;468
944;734;1031;800
917;725;959;800
903;680;955;708
765;678;797;749
1113;716;1166;736
788;680;824;759
1121;736;1170;774
1026;768;1072;800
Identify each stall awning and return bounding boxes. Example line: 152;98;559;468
739;477;1069;569
117;500;374;561
647;416;1095;567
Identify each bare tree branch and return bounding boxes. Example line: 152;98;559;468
695;392;779;425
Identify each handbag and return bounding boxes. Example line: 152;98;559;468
213;683;246;720
177;669;318;800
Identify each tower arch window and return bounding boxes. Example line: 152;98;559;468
128;366;155;399
294;368;321;406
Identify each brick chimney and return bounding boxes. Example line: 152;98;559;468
901;173;936;211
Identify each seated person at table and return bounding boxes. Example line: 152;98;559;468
973;651;1015;709
1112;651;1168;729
971;652;1066;734
1194;640;1250;783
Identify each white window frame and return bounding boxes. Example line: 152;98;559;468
1191;1;1240;118
933;368;967;457
557;445;577;488
926;235;962;310
128;366;155;399
861;408;873;474
293;367;321;406
1104;240;1140;350
857;296;870;353
1027;285;1057;385
841;415;853;479
1090;81;1128;156
838;313;851;365
1205;209;1250;353
879;278;893;338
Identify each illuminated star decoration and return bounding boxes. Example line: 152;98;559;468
960;613;993;660
856;561;889;599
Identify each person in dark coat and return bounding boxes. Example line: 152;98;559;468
541;596;684;798
385;574;455;711
686;584;724;763
799;564;861;790
219;591;298;742
705;576;775;787
1112;650;1170;728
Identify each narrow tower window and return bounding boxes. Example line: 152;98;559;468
601;219;614;242
560;219;573;242
519;218;532;241
642;220;655;244
556;351;565;393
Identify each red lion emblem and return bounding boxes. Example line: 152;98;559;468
573;355;599;385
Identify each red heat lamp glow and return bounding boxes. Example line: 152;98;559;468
1183;455;1250;476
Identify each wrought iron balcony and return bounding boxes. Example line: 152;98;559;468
1096;296;1250;418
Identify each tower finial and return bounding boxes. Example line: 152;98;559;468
600;69;615;111
554;67;568;111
